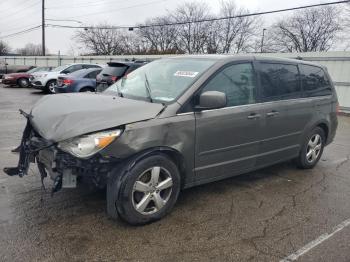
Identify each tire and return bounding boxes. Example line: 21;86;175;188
17;78;29;88
107;154;181;225
79;87;94;92
295;127;326;169
45;80;57;94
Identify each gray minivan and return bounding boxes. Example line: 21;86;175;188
4;56;338;225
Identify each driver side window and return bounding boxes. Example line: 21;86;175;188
202;63;257;107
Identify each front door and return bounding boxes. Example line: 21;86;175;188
194;62;263;183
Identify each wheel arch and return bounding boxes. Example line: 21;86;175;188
123;146;188;188
79;86;95;92
45;79;56;87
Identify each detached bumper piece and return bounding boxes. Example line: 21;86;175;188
4;114;33;177
3;110;52;177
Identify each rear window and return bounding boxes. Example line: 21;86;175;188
259;63;300;100
101;65;128;77
300;64;332;96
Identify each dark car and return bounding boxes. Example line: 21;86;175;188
55;68;102;93
1;66;53;88
96;61;147;92
5;56;338;225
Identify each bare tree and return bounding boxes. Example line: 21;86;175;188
268;6;341;52
0;40;11;55
138;16;179;53
16;43;48;56
74;24;125;55
171;2;212;54
208;0;260;54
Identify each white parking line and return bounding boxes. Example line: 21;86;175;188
280;218;350;261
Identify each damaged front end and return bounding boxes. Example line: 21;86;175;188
3;110;119;194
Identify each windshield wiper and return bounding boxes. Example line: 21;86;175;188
144;73;153;103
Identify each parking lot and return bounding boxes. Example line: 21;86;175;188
0;85;350;261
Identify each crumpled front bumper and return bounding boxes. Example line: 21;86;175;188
3;111;118;192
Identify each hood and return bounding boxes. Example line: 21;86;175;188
30;93;164;142
5;72;29;77
32;71;57;77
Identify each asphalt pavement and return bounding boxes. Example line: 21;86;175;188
0;85;350;262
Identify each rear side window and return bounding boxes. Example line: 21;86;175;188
259;63;300;100
201;63;257;107
300;64;332;96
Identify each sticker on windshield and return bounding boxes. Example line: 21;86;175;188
174;71;199;78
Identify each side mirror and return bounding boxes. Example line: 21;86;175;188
196;91;227;110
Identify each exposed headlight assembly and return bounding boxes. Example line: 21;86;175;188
58;129;122;158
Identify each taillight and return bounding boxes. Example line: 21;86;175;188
63;79;74;85
111;76;118;82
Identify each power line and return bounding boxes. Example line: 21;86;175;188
2;0;349;40
0;0;41;21
48;0;169;19
0;25;41;39
46;0;134;9
47;0;350;30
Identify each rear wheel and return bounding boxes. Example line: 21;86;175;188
107;154;181;225
295;127;325;169
45;80;57;94
17;78;29;88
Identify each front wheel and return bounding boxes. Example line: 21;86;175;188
45;80;57;94
107;154;181;225
17;78;30;88
295;127;325;169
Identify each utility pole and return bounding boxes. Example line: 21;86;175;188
42;0;45;56
260;28;266;53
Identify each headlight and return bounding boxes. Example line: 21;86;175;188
58;129;122;158
36;74;47;78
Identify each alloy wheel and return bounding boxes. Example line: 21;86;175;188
19;78;29;87
48;82;56;93
306;134;322;163
132;166;173;215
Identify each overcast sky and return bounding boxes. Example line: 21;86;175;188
0;0;330;55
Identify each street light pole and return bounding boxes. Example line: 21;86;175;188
261;28;266;53
42;0;45;56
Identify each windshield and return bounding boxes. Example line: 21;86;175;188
27;67;50;73
52;65;69;72
105;58;216;103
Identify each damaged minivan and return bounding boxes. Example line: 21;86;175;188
4;56;338;225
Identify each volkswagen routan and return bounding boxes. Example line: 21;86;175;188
5;55;338;225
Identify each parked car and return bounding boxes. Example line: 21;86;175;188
0;64;35;79
4;56;338;225
56;68;102;93
96;61;147;92
1;66;53;88
30;63;102;93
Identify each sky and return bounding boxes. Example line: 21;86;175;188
0;0;335;55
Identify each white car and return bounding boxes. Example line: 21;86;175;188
30;63;102;93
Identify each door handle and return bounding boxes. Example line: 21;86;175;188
266;111;279;117
247;113;261;119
